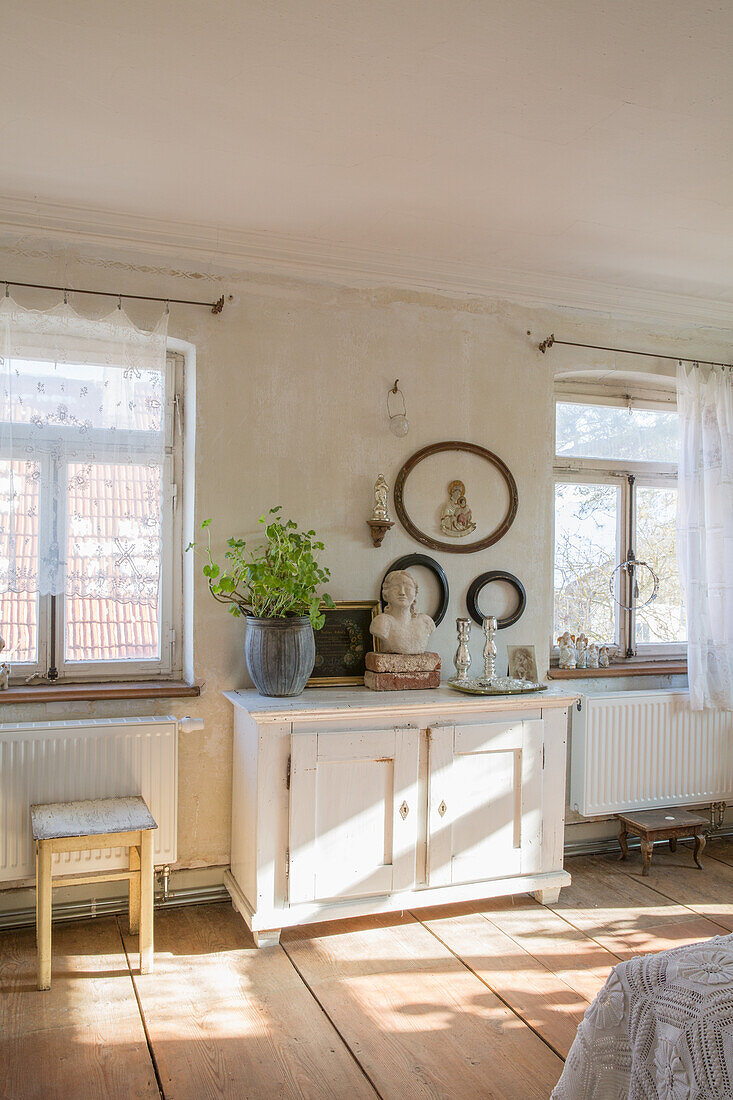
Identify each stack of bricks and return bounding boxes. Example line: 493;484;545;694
364;651;441;690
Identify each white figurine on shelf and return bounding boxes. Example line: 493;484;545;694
599;645;612;668
370;570;436;654
0;635;8;689
586;643;599;669
558;631;577;669
371;474;390;522
575;633;588;669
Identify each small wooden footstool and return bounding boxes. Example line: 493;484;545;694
31;795;157;990
616;808;708;876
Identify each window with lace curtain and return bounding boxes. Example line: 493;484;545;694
0;297;182;682
552;388;686;662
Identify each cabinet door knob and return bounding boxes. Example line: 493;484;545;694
438;800;447;817
399;801;409;820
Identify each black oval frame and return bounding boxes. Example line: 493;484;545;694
466;570;526;629
381;554;449;627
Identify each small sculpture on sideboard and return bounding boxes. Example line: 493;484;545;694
370;570;435;654
365;570;440;690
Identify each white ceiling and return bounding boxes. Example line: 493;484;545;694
2;1;733;303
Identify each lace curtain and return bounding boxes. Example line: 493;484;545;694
676;362;733;710
0;296;168;607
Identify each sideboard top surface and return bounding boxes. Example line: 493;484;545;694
224;684;578;722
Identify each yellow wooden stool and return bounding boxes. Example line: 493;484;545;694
30;795;158;991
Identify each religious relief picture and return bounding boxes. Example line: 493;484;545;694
440;479;477;538
506;644;539;683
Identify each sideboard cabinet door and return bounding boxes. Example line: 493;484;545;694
288;727;420;905
427;719;543;888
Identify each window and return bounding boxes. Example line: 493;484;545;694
0;353;182;681
553;395;685;661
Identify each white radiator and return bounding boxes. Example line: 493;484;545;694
0;716;178;884
570;691;733;816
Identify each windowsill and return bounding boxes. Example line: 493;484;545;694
547;661;686;679
0;680;201;704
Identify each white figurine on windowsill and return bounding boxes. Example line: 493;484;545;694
599;645;615;668
586;643;600;669
0;636;9;689
557;631;577;669
575;633;588;669
370;570;436;654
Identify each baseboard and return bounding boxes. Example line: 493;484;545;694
564;825;733;859
0;881;229;931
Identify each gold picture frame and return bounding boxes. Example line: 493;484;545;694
306;601;380;687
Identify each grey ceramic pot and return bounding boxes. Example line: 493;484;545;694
244;615;316;697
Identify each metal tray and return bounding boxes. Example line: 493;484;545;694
447;676;548;696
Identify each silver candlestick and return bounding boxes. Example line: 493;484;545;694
482;616;498;681
453;618;472;681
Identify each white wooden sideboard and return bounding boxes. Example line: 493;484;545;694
224;686;576;946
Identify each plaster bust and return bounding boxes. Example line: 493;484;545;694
370;570;436;654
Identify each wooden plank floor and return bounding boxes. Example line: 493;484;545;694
3;840;733;1099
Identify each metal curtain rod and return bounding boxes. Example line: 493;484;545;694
2;279;226;314
537;334;732;370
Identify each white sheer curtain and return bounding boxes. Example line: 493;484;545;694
0;296;168;611
676;362;733;710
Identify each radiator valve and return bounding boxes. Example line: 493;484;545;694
156;864;171;901
709;802;727;833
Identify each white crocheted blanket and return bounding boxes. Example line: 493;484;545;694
552;933;733;1099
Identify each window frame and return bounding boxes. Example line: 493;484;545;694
7;351;183;684
552;391;685;663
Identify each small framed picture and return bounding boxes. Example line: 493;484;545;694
507;644;538;683
306;601;380;687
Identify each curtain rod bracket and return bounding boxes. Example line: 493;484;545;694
0;279;227;315
535;334;731;370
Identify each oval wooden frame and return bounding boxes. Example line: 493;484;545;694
466;570;527;629
393;440;518;554
381;554;450;627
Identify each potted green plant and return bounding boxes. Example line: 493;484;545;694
188;508;334;697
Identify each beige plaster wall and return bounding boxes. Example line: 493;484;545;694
1;235;732;873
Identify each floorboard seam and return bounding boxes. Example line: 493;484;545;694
547;858;730;959
411;911;567;1065
586;851;723;918
116;915;166;1100
648;837;733;874
701;848;733;870
612;865;731;933
538;902;627;964
474;910;594;1004
279;942;384;1099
